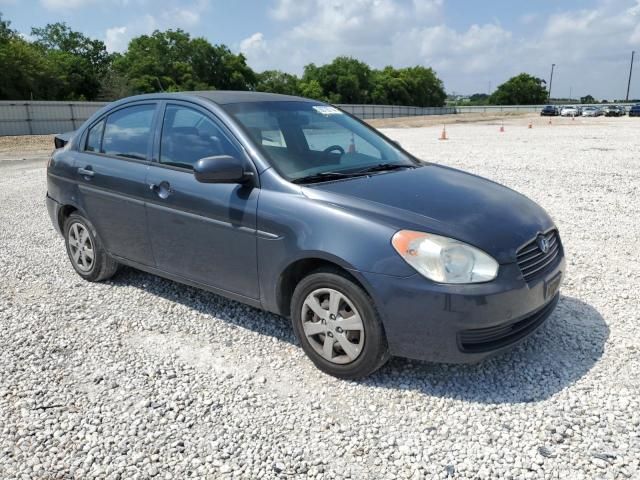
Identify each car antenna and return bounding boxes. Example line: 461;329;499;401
155;77;165;92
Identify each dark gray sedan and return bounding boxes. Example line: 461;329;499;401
46;91;565;378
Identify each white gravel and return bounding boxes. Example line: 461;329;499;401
1;116;639;479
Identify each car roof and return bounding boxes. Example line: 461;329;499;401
185;90;314;104
114;90;315;106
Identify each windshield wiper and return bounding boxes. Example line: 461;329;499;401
291;171;368;184
354;163;416;174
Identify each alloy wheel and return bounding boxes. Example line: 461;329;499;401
301;288;365;364
68;222;95;272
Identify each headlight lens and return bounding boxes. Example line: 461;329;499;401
391;230;499;283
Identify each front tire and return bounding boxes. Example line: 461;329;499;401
291;268;389;379
63;213;118;282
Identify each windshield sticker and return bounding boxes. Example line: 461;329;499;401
313;106;343;115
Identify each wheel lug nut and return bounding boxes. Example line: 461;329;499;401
327;332;333;338
330;314;336;320
336;327;343;333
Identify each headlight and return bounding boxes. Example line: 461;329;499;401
391;230;499;284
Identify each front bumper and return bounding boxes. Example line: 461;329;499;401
361;255;565;363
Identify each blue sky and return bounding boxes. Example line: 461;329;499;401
1;0;639;99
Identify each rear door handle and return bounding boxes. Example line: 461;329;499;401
77;167;94;178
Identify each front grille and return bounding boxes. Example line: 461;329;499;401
458;295;559;353
516;230;561;283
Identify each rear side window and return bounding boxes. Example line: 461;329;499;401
85;120;104;152
159;105;242;169
101;104;156;160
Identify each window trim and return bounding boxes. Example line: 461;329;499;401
80;101;159;164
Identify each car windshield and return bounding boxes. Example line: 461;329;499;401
222;101;418;182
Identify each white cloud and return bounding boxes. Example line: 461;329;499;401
242;0;640;99
269;0;313;21
105;26;128;52
40;0;96;8
240;32;268;58
102;0;209;52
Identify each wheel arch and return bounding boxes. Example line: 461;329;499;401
275;255;374;318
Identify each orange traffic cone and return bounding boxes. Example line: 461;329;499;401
439;125;448;140
499;124;505;133
528;122;533;129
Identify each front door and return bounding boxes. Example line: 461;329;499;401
145;102;260;299
74;102;157;266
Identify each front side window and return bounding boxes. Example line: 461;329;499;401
101;104;156;160
223;101;416;181
160;105;242;169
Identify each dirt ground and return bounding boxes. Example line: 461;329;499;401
0;112;634;160
0;135;54;161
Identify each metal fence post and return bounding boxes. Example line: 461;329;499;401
25;102;33;135
69;103;76;130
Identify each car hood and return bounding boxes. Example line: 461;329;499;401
301;164;555;264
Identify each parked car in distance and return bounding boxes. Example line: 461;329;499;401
601;105;625;117
540;105;559;116
628;104;640;117
581;106;601;117
560;106;579;117
46;91;565;378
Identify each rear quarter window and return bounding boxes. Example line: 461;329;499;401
85;120;105;152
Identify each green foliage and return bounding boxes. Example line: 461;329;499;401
302;57;372;103
468;93;490;105
489;73;548;105
113;29;255;93
580;94;596;104
0;12;447;106
256;70;300;95
0;36;52;100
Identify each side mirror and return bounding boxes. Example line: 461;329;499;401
194;155;252;184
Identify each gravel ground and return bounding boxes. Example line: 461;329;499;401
1;117;639;479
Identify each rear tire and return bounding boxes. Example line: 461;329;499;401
63;213;118;282
291;267;389;379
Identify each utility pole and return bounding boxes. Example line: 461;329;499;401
626;51;635;102
548;63;556;102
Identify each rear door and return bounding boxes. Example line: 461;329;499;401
144;101;260;299
75;102;158;266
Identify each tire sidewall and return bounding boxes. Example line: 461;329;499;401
291;271;387;378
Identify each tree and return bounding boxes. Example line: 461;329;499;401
0;14;55;100
580;94;596;104
256;70;299;95
1;12;16;42
469;93;490;105
489;73;548;105
114;29;256;94
29;22;112;100
302;57;372;103
31;22;111;71
298;79;324;100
